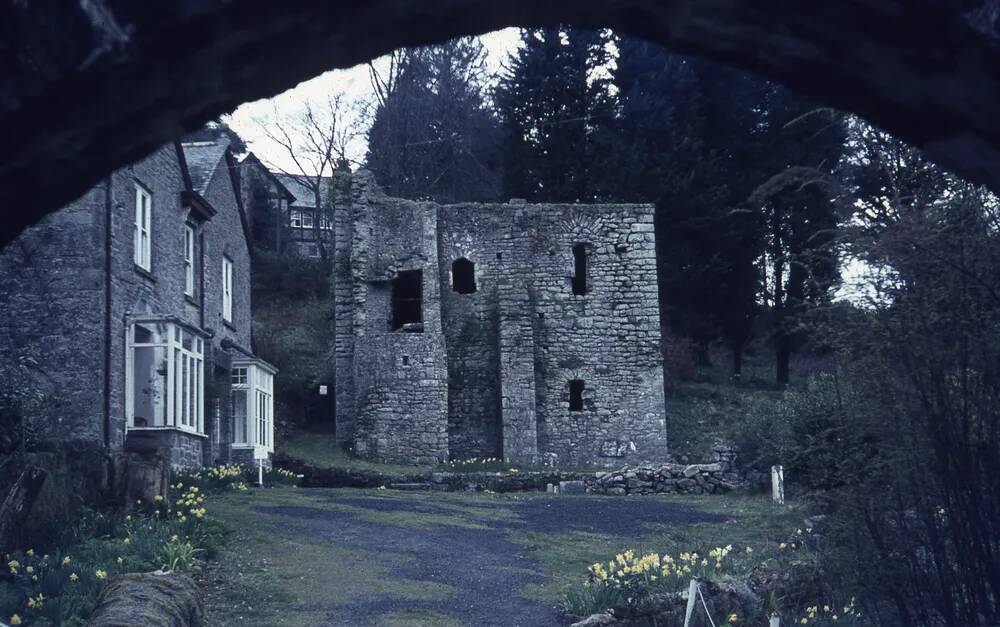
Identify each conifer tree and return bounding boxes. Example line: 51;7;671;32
495;27;613;202
366;37;501;202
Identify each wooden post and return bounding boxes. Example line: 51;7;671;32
770;615;781;627
258;459;264;487
771;465;785;505
683;579;698;627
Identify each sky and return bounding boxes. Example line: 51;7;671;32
226;28;520;173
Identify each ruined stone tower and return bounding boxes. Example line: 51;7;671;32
334;171;667;467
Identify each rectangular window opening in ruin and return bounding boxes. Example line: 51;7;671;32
572;243;588;295
452;258;476;294
569;379;585;411
391;270;423;331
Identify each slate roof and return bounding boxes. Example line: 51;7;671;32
274;173;330;208
181;140;230;195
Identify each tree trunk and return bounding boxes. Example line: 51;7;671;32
771;205;787;385
0;466;47;552
775;338;791;385
731;341;744;382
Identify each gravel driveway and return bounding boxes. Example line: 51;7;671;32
207;488;723;627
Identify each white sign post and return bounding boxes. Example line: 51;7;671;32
772;465;785;505
258;459;264;487
770;615;781;627
683;579;699;627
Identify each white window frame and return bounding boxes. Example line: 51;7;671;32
183;224;196;297
289;210;302;228
134;184;152;271
125;319;205;435
222;256;233;323
231;360;276;456
300;211;314;229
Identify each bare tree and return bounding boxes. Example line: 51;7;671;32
253;95;362;259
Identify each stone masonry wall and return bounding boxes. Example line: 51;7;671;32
348;173;449;465
335;173;667;467
0;182;107;444
437;202;667;467
523;205;666;467
436;210;503;460
106;144;207;464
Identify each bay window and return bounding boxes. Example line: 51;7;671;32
231;360;276;454
126;319;205;434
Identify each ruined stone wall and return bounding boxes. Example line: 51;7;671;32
333;173;355;448
335;174;667;467
436;211;504;460
438;202;667;467
523;205;666;466
346;173;449;465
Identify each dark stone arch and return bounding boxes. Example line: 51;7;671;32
3;0;1000;247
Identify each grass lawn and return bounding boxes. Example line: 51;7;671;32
280;428;606;475
201;487;804;626
279;427;428;475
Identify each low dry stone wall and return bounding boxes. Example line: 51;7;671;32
428;470;591;493
277;446;765;495
587;462;741;495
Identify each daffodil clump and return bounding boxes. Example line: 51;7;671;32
587;545;739;592
1;544;137;626
566;544;748;618
440;457;530;473
796;598;862;625
173;462;299;492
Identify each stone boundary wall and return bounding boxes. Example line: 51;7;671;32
275;452;767;495
587;463;740;495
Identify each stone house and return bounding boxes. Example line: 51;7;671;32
334;172;667;467
0;137;277;469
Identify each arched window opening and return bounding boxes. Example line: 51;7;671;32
452;258;476;294
572;243;588;295
569;379;585;411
